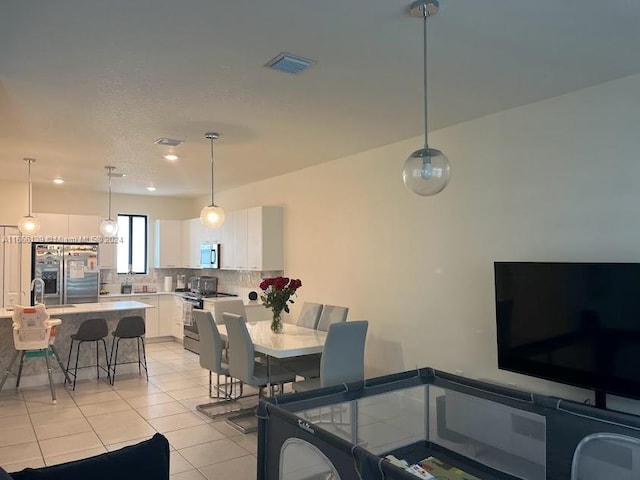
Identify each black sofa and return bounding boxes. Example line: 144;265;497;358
1;433;169;480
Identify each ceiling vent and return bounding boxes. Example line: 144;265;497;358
154;138;184;147
265;53;316;74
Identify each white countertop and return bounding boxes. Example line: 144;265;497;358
0;301;154;319
99;292;174;297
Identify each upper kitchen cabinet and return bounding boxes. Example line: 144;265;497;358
233;209;248;270
34;213;100;239
154;220;182;268
219;211;236;270
182;218;203;269
219;206;283;271
247;206;283;271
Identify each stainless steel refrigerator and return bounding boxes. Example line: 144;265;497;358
31;243;99;305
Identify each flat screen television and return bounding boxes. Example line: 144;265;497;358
494;262;640;407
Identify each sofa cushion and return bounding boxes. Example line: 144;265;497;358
0;466;12;480
10;433;169;480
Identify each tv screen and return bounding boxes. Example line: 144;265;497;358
495;262;640;401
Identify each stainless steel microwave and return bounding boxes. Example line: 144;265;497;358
200;243;219;269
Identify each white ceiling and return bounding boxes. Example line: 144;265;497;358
2;0;640;197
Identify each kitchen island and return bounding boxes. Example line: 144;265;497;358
0;301;155;388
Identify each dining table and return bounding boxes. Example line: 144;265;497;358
216;320;327;360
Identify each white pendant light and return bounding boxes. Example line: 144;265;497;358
18;158;41;235
402;0;451;196
99;166;119;236
200;132;225;229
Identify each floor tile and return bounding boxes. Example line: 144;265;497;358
178;438;250;468
155;379;200;392
33;417;93;441
163;424;226;449
125;392;175;408
38;431;103;458
199;454;257;480
170;450;195;475
105;436;154;452
170;469;207;480
87;409;156;445
147;412;206;433
135;401;189;420
44;446;107;466
210;419;247;438
113;381;161;398
2;457;46;473
0;441;42;466
71;390;121;406
78;398;133;417
167;387;209;401
0;399;28;418
0;426;37;447
230;432;258;454
29;406;83;425
0;414;31;431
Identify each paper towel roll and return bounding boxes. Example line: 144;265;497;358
164;276;173;292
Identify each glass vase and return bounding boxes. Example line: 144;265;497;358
271;310;284;334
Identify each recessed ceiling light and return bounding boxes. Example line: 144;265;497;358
146;185;157;192
53;177;64;185
163;153;179;161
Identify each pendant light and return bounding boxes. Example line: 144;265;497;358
18;158;40;235
99;166;119;236
200;132;225;228
402;0;451;196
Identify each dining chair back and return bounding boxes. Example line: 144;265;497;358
320;320;368;387
223;313;255;383
194;310;227;375
296;302;323;329
212;299;246;325
316;305;348;332
292;320;368;392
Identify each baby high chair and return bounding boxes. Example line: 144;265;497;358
0;304;67;403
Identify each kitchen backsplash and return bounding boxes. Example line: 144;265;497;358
99;268;283;294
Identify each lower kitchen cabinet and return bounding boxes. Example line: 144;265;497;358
157;294;174;337
136;295;159;338
171;295;185;340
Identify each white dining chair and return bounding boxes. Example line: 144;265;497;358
295;302;323;329
315;305;348;332
292;320;368;392
212;299;246;324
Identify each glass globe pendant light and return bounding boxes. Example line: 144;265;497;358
402;0;451;196
18;158;41;235
99;166;119;236
200;132;225;228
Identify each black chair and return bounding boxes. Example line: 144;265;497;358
65;318;110;390
109;316;148;385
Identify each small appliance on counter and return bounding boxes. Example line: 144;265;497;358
120;284;132;294
176;274;186;290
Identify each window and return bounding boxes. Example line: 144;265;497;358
116;214;148;274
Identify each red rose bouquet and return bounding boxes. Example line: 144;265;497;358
259;276;302;333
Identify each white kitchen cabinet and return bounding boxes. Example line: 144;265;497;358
233;209;248;270
99;242;116;269
68;214;100;237
247;206;283;271
201;220;221;244
171;295;184;340
1;226;21;309
219;211;236;270
158;295;174;337
181;218;203;269
136;295;159;338
154;220;182;268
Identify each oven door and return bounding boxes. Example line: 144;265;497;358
182;296;203;354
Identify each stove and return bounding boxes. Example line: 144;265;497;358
179;290;238;354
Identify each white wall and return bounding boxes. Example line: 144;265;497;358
210;73;640;403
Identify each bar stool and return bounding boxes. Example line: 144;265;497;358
109;315;148;385
65;317;110;390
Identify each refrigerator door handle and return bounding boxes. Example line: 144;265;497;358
61;256;66;305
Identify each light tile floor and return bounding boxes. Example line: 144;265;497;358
0;341;260;480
